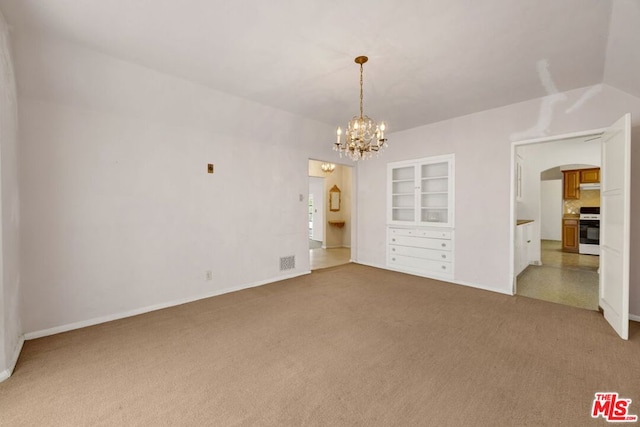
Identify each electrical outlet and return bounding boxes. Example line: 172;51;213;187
205;270;212;281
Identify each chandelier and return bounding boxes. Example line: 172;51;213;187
334;56;387;161
321;163;336;173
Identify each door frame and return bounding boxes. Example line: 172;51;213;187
308;176;325;244
307;159;357;266
509;127;606;294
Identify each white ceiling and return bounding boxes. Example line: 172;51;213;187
1;0;636;132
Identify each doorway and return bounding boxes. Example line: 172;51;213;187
308;160;353;270
510;114;631;339
516;164;601;310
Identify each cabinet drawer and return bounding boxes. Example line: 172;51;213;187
389;245;451;262
389;228;451;240
389;235;452;250
388;254;452;274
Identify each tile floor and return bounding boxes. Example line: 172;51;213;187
516;240;599;310
309;247;351;270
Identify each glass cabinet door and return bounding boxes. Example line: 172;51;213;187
387;154;454;227
390;165;416;223
419;160;450;225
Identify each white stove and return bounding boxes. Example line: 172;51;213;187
579;207;600;255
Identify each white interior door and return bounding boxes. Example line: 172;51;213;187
599;113;631;340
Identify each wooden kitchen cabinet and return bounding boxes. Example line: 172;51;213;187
562;170;580;200
562;219;579;253
580;168;600;183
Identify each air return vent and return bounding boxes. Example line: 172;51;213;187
280;255;295;271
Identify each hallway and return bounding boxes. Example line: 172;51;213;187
309;247;351;270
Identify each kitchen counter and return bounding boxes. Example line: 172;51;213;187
563;214;580;219
516;219;534;226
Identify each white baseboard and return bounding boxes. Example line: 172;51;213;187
451;278;513;296
353;260;386;270
354;261;512;295
24;270;311;340
0;334;25;383
630;314;640;323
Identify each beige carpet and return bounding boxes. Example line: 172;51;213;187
1;264;638;426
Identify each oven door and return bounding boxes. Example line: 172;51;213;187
579;219;600;245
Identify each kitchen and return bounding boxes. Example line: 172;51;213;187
561;168;601;256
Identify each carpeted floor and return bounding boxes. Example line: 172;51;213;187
1;264;638;426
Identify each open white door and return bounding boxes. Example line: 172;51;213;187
599;113;631;340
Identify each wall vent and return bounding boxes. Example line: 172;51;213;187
280;255;296;271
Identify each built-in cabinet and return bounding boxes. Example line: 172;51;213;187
515;221;534;276
387;228;453;279
388;154;454;227
515;155;524;201
387;154;455;280
562;170;580;200
580;168;600;183
562;167;600;199
562;218;579;253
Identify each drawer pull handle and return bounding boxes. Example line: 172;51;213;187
392;248;396;252
442;254;446;259
392;238;396;242
392;258;396;261
441;265;446;270
441;243;446;247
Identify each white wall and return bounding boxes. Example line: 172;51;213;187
14;33;337;335
540;180;562;241
0;10;22;380
356;83;640;318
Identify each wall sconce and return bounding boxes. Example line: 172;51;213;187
321;163;336;173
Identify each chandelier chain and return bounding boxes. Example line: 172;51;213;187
359;63;364;119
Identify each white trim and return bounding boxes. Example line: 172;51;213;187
354;262;512;295
355;260;388;270
452;279;513;296
511;128;606;147
24;271;311;340
630;314;640;323
0;335;25;383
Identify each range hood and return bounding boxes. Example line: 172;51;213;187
579;183;601;190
